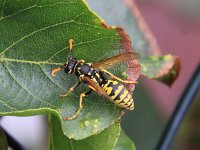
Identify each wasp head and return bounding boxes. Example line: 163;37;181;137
63;57;78;74
51;39;78;76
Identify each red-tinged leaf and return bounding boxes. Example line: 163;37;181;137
116;27;141;92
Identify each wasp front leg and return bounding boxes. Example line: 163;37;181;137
59;81;81;98
100;68;138;84
64;89;93;121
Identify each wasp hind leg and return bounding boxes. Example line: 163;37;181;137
101;68;138;84
64;89;93;121
59;81;81;98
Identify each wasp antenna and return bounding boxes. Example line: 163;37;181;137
69;39;74;52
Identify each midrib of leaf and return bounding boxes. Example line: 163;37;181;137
0;35;119;63
0;57;62;65
0;33;119;113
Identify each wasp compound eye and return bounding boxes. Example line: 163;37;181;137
64;58;78;74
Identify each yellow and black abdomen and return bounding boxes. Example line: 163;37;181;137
101;80;134;110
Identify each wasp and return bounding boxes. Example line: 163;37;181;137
52;39;139;121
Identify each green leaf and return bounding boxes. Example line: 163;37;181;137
114;131;136;150
0;129;8;150
49;114;120;150
141;55;181;86
0;0;141;140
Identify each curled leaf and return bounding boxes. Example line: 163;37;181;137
141;55;181;86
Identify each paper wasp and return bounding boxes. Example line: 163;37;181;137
52;39;139;120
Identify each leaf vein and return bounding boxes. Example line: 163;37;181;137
3;62;58;109
38;64;65;90
0;98;17;111
73;21;103;29
47;36;119;61
0;20;74;55
0;2;78;21
0;0;6;18
0;57;62;65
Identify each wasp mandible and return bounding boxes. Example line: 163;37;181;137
52;39;139;121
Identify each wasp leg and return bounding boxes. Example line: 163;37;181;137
101;68;138;84
88;85;96;91
59;81;81;98
64;89;93;121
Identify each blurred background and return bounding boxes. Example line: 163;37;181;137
1;0;200;149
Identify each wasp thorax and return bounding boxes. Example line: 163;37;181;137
64;58;78;74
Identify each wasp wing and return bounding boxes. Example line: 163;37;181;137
81;76;112;101
92;52;139;69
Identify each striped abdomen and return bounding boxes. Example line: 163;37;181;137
101;80;134;110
